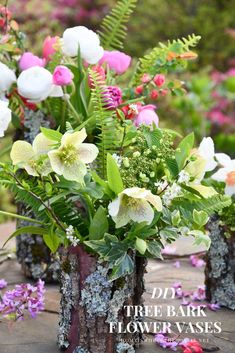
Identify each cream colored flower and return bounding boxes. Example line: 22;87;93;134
10;133;54;176
108;187;162;228
0;100;11;137
48;128;98;182
198;137;217;172
212;159;235;196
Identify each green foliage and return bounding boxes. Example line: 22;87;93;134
89;69;118;178
99;0;137;50
133;34;201;85
106;153;124;194
175;132;194;170
89;206;109;240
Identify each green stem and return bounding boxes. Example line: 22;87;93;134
66;98;81;123
0;210;44;224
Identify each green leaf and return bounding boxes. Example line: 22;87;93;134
110;253;134;281
175;132;194;170
165;158;179;177
143;128;162;147
147;241;163;259
106;153;124;194
135;237;147;255
2;226;47;248
193;209;209;226
0;210;43;224
43;231;61;253
91;171;113;197
89;206;109;240
190;230;211;249
85;239;110;257
40;127;62;142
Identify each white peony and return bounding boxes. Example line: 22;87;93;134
0;100;12;137
62;26;104;64
0;62;16;96
17;66;63;103
198;137;217;172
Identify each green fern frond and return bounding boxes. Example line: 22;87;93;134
99;0;137;50
89;69;118;179
133;34;201;85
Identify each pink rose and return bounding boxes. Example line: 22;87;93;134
99;50;131;75
19;52;45;71
134;105;159;127
43;36;59;62
53;66;74;86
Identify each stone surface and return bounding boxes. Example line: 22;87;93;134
0;222;234;353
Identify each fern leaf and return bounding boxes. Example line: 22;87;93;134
89;69;118;179
99;0;137;50
133;34;201;85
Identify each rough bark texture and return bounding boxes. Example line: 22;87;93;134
16;109;59;282
58;246;146;353
205;215;235;310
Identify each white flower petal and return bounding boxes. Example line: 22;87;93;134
61;129;87;147
49;84;63;98
48;150;64;175
0;62;16;93
128;199;154;225
225;184;235;196
62;160;87;182
78;143;99;164
112;204;130;228
24;164;39;177
108;196;121;217
215;153;231;167
33;133;54;155
145;192;163;212
0;100;11;137
123;187;149;199
212;168;229;182
10;141;34;165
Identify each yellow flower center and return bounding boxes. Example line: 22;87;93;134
226;171;235;186
58;144;78;166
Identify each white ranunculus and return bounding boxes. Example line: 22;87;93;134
17;66;63;103
0;62;16;95
0;100;12;137
62;26;104;64
198;137;217;172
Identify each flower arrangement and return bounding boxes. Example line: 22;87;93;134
0;1;231;280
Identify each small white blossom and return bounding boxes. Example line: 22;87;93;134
178;170;190;184
162;183;181;206
66;226;80;246
112;153;122;167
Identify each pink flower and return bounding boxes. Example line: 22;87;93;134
99;50;131;75
182;340;203;353
42;36;59;62
52;65;74;86
141;73;151;83
173;260;181;268
190;255;205;268
154;74;165;87
104;86;122;109
134;105;159;127
135;85;144;95
19;52;45;71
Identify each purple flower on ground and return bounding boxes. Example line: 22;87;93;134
190;255;206;268
173;260;181;268
0;279;7;289
207;303;220;311
154;333;178;351
191;285;206;301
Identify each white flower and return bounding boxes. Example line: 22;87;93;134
48;128;98;182
212;158;235;196
0;100;11;137
10;133;54;176
17;66;63;103
215;153;235;167
62;26;104;64
0;62;16;96
198;137;217;172
178;170;190;184
162;183;181;206
108;187;162;228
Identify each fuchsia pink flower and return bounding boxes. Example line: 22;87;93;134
190;254;206;268
53;65;74;86
19;52;45;71
181;340;203;353
134;105;159;127
99;50;131;75
0;279;7;289
105;86;122;109
43;36;59;61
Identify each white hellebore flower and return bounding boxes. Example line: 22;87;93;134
17;66;63;103
212;156;235;196
198;137;217;172
0;62;16;96
62;26;104;64
108;187;162;228
48;128;99;182
10;133;54;176
0;100;11;137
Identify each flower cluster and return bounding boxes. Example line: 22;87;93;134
154;332;203;353
0;279;45;321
